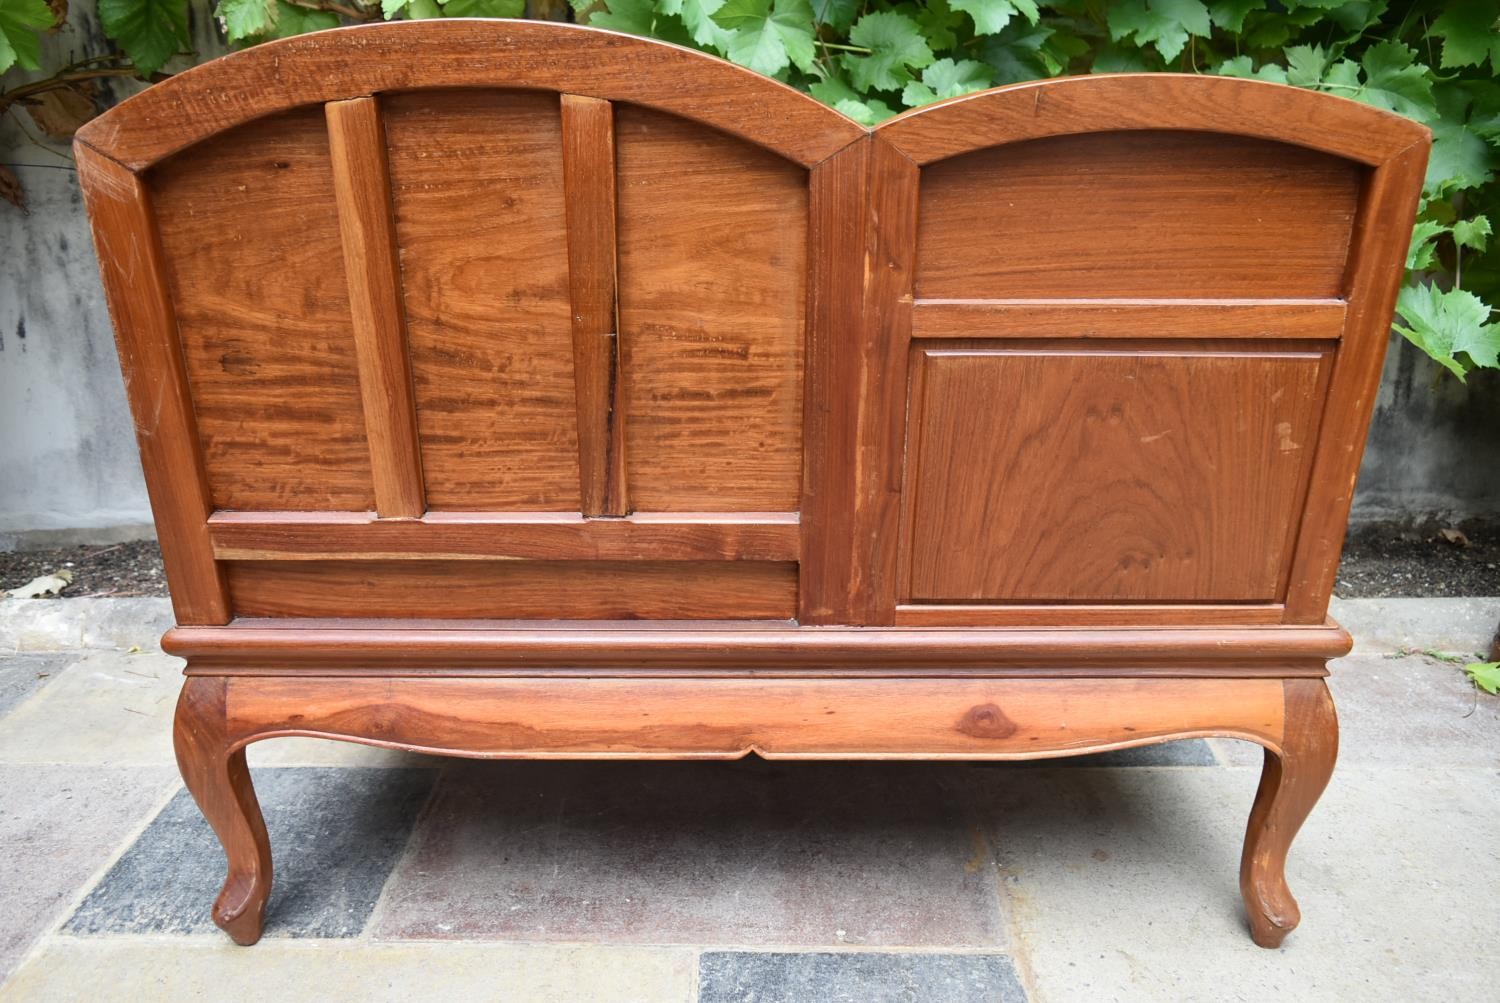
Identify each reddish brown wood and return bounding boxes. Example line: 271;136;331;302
561;94;627;516
74;143;230;624
1241;678;1339;948
326;97;425;519
173;676;271;945
78;36;1428;949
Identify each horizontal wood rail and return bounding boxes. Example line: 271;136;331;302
165;622;1353;671
207;511;800;562
894;603;1287;627
910;299;1347;340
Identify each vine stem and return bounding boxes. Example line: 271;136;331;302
285;0;377;19
0;66;142;117
819;42;872;54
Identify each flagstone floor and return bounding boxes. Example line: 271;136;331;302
0;596;1496;1002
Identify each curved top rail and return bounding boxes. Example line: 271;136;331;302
74;19;864;170
875;73;1430;167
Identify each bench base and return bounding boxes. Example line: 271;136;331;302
173;671;1336;950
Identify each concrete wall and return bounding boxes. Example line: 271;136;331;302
2;10;1497;543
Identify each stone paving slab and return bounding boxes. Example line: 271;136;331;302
1330;595;1498;655
67;767;436;939
0;939;697;1002
0;654;65;721
698;951;1026;1003
0;598;173;655
372;758;1009;949
0;765;178;980
967;764;1500;1002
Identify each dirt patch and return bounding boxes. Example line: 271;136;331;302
0;539;167;597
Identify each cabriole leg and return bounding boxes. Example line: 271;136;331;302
1239;678;1338;948
173;676;272;946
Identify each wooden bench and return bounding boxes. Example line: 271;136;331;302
75;20;1428;949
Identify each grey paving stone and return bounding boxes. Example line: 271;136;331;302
697;951;1026;1003
0;764;177;981
0;653;65;720
66;766;436;938
373;759;1008;948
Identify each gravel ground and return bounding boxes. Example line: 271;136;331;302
3;521;1498;601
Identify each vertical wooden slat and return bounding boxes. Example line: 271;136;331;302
1283;141;1429;623
561;94;627;516
326;97;426;519
799;137;918;625
74;143;231;624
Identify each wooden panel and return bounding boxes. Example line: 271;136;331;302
208;510;800;562
1283;142;1429;623
916;131;1361;300
220;676;1287;759
903;346;1329;603
383;90;579;511
911;300;1347;341
615;106;807;511
894;604;1286;627
149;108;373;511
75;144;231;624
326;97;425;518
225;560;797;619
561;94;627;516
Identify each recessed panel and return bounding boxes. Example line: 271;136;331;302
916;131;1362;300
151;108;373;511
615;106;807;511
384;90;579;510
904;348;1328;603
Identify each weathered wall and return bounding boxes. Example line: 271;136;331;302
1;10;1496;543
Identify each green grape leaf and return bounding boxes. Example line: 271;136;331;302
1467;661;1500;695
833;95;896;124
381;0;405;16
1108;0;1211;63
1394;281;1499;378
271;0;337;36
712;0;816;76
217;0;275;42
1428;116;1497;193
590;0;655;32
902;56;992;106
809;0;854;29
809;75;859;105
0;0;52;72
406;0;440;16
99;0;189;75
1283;43;1329;87
660;0;729;46
1353;40;1437;122
950;0;1035;36
1453;215;1493;252
979;19;1054;83
442;0;525;15
1428;0;1500;70
1406;219;1450;270
1214;54;1287;82
844;10;932;92
1208;0;1261;32
913;0;961;51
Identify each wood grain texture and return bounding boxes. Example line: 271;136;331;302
614;106;808;511
74;21;862;171
799;138;917;624
1240;678;1338;948
876;72;1429;167
163;622;1354;670
325;97;425;519
1282;141;1430;623
149;107;374;511
894;604;1287;627
174;677;271;945
561;94;627;516
207;510;800;562
903;345;1329;602
215;675;1286;759
911;300;1347;341
916;131;1361;300
74;144;230;624
383;90;579;510
223;560;798;620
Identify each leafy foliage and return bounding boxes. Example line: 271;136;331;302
2;1;1499;379
1466;660;1500;695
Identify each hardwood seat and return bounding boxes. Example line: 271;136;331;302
76;19;1428;949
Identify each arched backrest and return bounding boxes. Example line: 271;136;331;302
838;75;1428;628
76;21;859;625
77;28;1427;631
